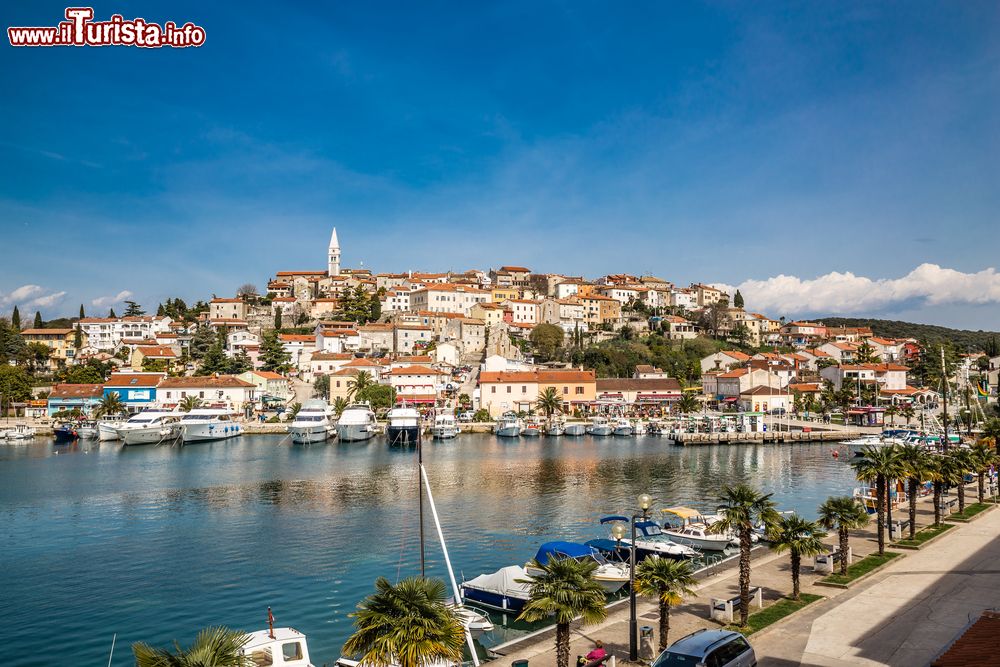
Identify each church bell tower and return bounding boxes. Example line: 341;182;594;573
328;227;341;276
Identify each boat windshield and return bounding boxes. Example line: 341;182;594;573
128;418;153;424
181;414;215;421
294;415;325;422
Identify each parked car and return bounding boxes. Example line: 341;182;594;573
651;629;755;667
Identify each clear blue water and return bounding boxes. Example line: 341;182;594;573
0;435;857;666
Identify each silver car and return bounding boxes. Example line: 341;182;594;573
651;629;756;667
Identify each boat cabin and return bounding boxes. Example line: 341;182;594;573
242;628;313;667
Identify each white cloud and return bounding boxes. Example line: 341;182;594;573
738;263;1000;316
0;284;66;310
91;290;133;307
29;291;67;308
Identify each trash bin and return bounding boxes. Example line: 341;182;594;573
640;625;655;661
512;660;529;667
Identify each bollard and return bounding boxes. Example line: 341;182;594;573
640;625;656;661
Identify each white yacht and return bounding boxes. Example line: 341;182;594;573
287;400;337;444
115;409;182;446
180;408;243;444
564;421;587;436
600;516;699;559
586;416;613;436
337;403;378;442
545;417;566;436
661;507;733;551
97;419;124;441
494;412;522;438
386;405;421;445
3;424;35;440
525;542;630;594
241;626;314;667
431;412;460;439
612;417;634;436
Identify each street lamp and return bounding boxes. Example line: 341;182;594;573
612;493;652;662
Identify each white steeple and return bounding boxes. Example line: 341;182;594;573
328;227;341;276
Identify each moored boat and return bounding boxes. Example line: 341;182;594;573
53;422;79;442
385;405;420;445
586;416;613;436
115;409;182;446
598;516;699;560
337;403;378;442
461;565;532;612
494;411;522;438
97;419;124;441
521;417;543;437
431;412;460;439
181;408;243;443
240;621;315;667
525;541;630;593
564;421;587;436
661;507;732;551
76;420;99;439
3;424;36;440
545;417;566;436
612;417;634;436
288;400;337;444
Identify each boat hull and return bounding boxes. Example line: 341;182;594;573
564;424;586;436
460;586;528;612
613;426;633;436
119;426;181;446
587;426;613;436
182;423;243;443
495;426;521;437
77;427;98;440
431;426;459;439
288;425;333;444
521;427;541;437
664;532;730;552
97;422;122;441
53;429;78;443
338;424;375;442
386;425;420;446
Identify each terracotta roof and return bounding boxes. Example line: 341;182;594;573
537;370;596;383
499;266;531;273
480;371;538;383
330;368;362;377
396;355;433;363
741;386;790;396
210;298;242;303
279;334;315;343
721;351;751;361
310;352;352;361
932;611;1000;666
21;328;74;336
718;369;749;378
596;378;682;392
839;363;909;372
386;365;444;376
49;383;104;399
106;373;165;387
788;383;822;392
136;345;176;358
342;358;383;368
251;371;285;380
276;270;326;276
158;375;255;388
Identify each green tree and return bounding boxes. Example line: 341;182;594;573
970;440;998;503
852;446;903;554
768;515;827;600
79;304;85;320
817;496;869;576
274;309;283;331
313;374;330;399
517;557;608;667
226;348;252;375
677;391;699;414
536;387;562;418
529;323;564;362
190;326;217;360
109;307;117;318
708;484;780;627
855;341;877;364
900;404;916;426
25;342;51;374
0;365;32;405
123;300;145;317
472;408;490;422
348;371;375;401
179;396;202;412
94;392;125;418
196;342;229;376
896;443;930;539
946;448;973;514
634;557;697;650
73;325;82;350
63;364;104;384
11;306;20;330
132;626;252;667
733;289;744;309
333;396;348;417
369;294;382;322
359;384;396;411
259;329;291;373
33;311;43;329
343;576;464;667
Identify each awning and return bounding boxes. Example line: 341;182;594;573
723;397;739;402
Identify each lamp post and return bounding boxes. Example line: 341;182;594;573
612;493;652;662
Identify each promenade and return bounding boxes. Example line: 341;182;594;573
493;482;995;667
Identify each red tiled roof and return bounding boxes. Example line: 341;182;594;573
136;345;176;358
932;611;1000;666
159;375;254;388
49;383;104;399
22;328;74;335
386;365;444;376
106;373;165;387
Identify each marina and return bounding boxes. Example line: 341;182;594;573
0;433;859;667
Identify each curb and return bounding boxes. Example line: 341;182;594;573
894;524;956;550
744;595;828;642
944;503;996;524
814;552;904;589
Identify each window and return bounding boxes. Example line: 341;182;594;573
282;642;303;661
563;386;569;395
521;385;527;393
491;386;496;394
199;391;204;398
506;386;511;393
248;648;273;666
576;386;584;395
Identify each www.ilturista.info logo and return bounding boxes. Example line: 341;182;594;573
8;7;206;48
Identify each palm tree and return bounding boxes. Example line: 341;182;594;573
817;496;869;576
536;387;562;418
970;439;998;503
517;557;608;667
900;404;916;426
852;446;903;554
948;448;973;513
333;397;348;417
634;557;697;650
884;404;899;426
925;454;947;527
348;371;375;402
768;515;827;600
289;402;302;419
132;626;252;666
94;392;126;418
179;396;202;412
708;484;780;627
896;443;930;539
935;453;965;523
677;392;699;415
343;576;464;667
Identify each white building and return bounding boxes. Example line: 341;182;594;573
76;316;173;352
409;284;489;316
385;365;446;406
157;375;256;409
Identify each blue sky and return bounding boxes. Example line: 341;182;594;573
1;2;998;326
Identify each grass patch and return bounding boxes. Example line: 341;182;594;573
819;551;902;586
726;594;822;635
945;502;992;522
895;522;955;548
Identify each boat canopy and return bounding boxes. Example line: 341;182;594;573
532;541;594;566
600;515;629;524
463;565;532;596
662;507;703;520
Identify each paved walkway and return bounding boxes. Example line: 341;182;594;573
492;484;992;667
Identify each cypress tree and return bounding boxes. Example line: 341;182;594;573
79;304;85;319
109;308;117;318
33;311;42;329
11;306;20;330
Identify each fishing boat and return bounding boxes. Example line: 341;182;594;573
431;412;460;439
240;614;315;667
97;419;124;441
612;417;633;436
461;565;532;612
632;419;646;435
76;420;99;439
661;507;733;551
3;424;36;440
586;416;613;436
545;417;566;436
494;411;522;438
646;420;663;436
564;421;587;436
180;408;244;443
521;417;544;437
386;405;421;446
287;399;337;444
598;516;699;560
115;409;182;446
525;541;630;593
337;403;378;442
53;422;79;442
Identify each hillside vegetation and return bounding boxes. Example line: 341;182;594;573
820;317;1000;354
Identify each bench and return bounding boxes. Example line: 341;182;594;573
939;497;958;515
889;518;910;539
813;546;853;574
710;586;763;623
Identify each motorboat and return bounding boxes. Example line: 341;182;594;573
632;419;646;435
385;405;420;446
842;434;885;448
494;412;522;438
53;422;79;442
180;408;243;443
76;421;99;439
612;417;634;437
598;516;699;560
586;416;613;436
452;603;494;638
337;403;378;442
461;565;532;612
564;421;587;436
525;541;630;593
97;419;124;441
287;400;337;444
3;424;36;440
646;420;663;436
431;412;460;439
115;409;182;446
545;417;566;436
661;507;733;551
241;624;314;667
521;417;544;437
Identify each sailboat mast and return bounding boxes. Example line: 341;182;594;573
941;346;949;449
418;430;426;577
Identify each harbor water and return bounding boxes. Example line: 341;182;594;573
0;434;858;666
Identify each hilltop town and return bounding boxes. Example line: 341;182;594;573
2;227;998;426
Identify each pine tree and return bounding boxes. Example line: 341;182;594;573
733;290;744;309
259;329;291;372
109;308;117;318
123;301;144;317
274;309;283;330
156;304;165;316
189;326;217;360
369;294;382;322
196;341;228;376
79;304;85;319
33;311;42;329
73;325;82;349
11;306;20;330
